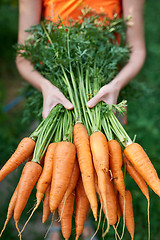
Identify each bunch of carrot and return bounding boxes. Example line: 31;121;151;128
1;15;160;240
1;98;160;240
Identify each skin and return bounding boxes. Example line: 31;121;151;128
87;0;146;107
17;0;146;118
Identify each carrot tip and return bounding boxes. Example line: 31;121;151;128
0;219;9;237
20;203;39;235
15;222;22;240
75;235;79;240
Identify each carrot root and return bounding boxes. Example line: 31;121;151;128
44;211;55;239
15;222;22;240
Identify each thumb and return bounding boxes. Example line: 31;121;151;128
87;92;101;108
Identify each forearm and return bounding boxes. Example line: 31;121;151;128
17;0;51;92
109;47;146;91
16;56;52;92
110;0;146;91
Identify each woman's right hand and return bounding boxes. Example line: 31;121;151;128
42;81;74;119
16;56;73;119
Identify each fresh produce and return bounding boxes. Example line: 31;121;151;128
13;161;42;237
119;190;135;240
42;184;51;223
73;123;98;221
75;176;90;240
0;14;159;240
108;139;125;198
90;131;109;221
0;137;35;182
49;141;76;212
58;191;75;240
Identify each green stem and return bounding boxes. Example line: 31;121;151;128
32;105;62;164
78;65;92;135
54;114;63;143
107;111;132;147
102;117;113;141
79;64;97;133
62;110;73;142
66;32;82;122
61;68;78;121
41;21;57;55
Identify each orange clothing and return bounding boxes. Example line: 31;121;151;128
42;0;122;24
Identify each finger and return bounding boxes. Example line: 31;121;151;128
42;109;50;119
60;97;74;110
87;92;102;108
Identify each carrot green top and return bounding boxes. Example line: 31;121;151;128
42;0;122;24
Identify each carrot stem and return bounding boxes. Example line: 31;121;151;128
32;105;61;164
102;116;113;141
107;111;132;147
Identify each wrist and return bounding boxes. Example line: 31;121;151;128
108;78;121;93
40;79;54;94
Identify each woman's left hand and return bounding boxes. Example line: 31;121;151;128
87;81;120;108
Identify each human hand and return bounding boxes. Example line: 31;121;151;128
42;81;73;119
87;82;120;108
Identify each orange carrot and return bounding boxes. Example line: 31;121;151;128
64;158;80;200
42;184;51;223
20;142;57;231
59;158;80;221
73;123;98;220
124;143;160;197
102;172;117;226
90;131;109;172
0;137;35;182
90;131;109;220
124;155;150;240
13;161;42;234
0;182;19;237
113;185;121;223
75;176;90;240
123;154;149;200
58;191;75;240
119;190;134;240
108;139;125;198
50;141;76;212
36;142;57;206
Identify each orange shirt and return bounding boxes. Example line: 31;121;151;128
42;0;122;24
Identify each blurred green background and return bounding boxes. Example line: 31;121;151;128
0;0;160;239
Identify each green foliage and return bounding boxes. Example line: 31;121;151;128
0;0;160;239
17;15;131;122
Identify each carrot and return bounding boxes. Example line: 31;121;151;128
59;158;80;221
90;131;109;172
114;185;121;223
20;142;57;231
108;139;125;198
119;190;134;240
50;141;76;212
75;176;90;240
123;154;149;200
42;184;51;223
73;123;98;220
90;131;109;220
13;161;42;235
124;155;150;240
102;171;117;226
0;137;35;182
0;182;19;237
64;158;80;200
58;191;75;240
124;143;160;197
36;142;57;206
